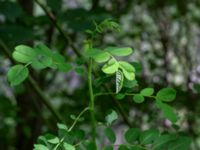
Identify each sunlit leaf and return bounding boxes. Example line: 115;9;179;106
140;88;154;96
105;47;133;57
86;48;110;63
7;65;29;86
13;45;36;63
102;58;119;74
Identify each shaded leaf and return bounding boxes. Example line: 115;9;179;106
139;129;159;145
156;101;177;123
125;128;140;144
153;134;176;150
167;136;192;150
104;127;116;143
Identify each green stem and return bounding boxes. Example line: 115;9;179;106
94;92;156;99
68;107;90;132
34;0;81;57
53;107;90;150
88;58;97;147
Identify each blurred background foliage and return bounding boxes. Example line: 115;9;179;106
0;0;200;149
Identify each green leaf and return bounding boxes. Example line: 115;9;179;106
63;142;75;150
33;144;49;150
75;66;85;74
119;61;135;72
116;70;124;93
133;94;144;103
32;45;53;69
86;48;110;63
125;128;140;144
57;63;72;72
115;93;125;100
82;140;96;150
13;45;36;63
105;47;133;57
167;136;192;150
35;43;53;57
140;88;154;96
44;134;59;144
153;134;176;150
123;80;138;88
156;88;176;102
57;123;68;131
104;127;116;143
52;52;65;63
51;52;65;68
105;110;118;126
119;61;135;80
156;101;177;123
102;58;119;74
7;65;29;86
70;129;85;142
131;62;142;73
122;69;135;81
32;55;52;69
139;129;159;145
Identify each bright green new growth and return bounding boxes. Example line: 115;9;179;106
13;45;36;63
85;44;135;93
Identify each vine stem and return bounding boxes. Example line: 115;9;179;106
88;58;97;147
34;0;81;57
53;107;90;150
68;107;90;132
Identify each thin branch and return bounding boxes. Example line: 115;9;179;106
68;107;90;132
34;0;81;57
